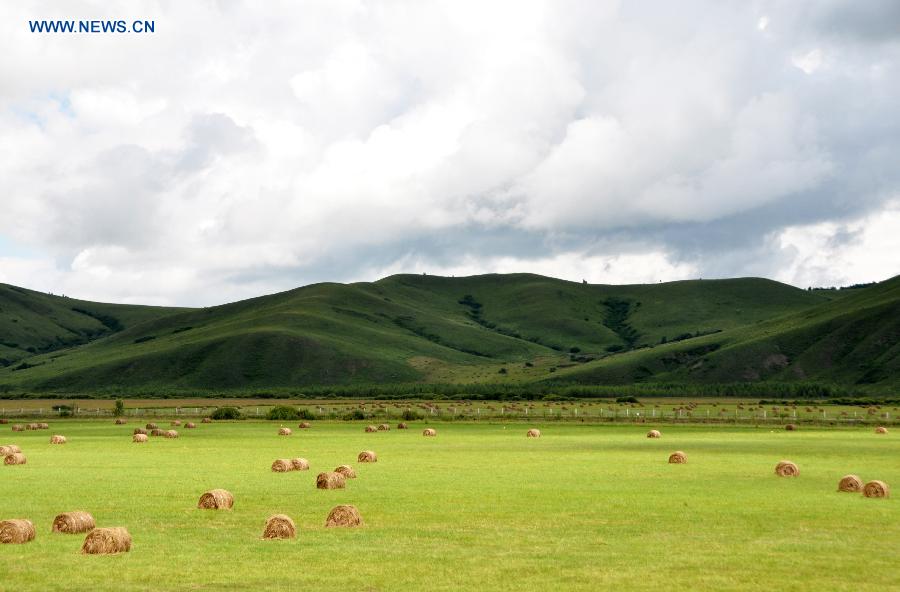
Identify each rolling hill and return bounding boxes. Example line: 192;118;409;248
0;273;896;396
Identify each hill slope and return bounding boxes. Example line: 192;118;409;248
0;273;893;394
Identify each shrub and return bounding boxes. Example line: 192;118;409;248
342;409;367;421
113;399;125;416
266;406;300;420
401;409;423;421
616;396;639;404
297;408;315;420
211;406;241;420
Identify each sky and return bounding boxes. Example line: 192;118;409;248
0;0;898;306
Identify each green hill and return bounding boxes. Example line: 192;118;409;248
0;273;895;396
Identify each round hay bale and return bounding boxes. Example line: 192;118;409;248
271;459;293;473
115;418;127;425
423;428;437;437
171;420;182;426
668;451;687;464
4;453;26;465
0;419;6;424
838;474;863;493
647;430;661;438
290;458;310;471
377;423;390;431
365;425;377;433
146;423;158;430
775;460;799;477
298;421;311;429
357;450;377;463
26;423;38;430
863;480;890;498
164;430;178;439
325;505;363;528
38;423;49;429
50;435;66;444
133;428;148;435
132;434;148;443
278;427;292;436
316;471;346;490
334;464;356;479
185;422;196;429
202;417;212;423
875;426;888;434
785;423;797;431
12;425;24;432
527;428;541;438
397;422;408;429
0;519;35;544
81;527;131;554
0;445;21;456
262;514;295;539
197;489;234;510
150;429;165;436
52;511;95;534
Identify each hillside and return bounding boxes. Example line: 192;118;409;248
0;272;894;395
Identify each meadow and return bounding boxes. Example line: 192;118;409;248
1;419;897;591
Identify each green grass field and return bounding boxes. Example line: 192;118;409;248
2;421;897;591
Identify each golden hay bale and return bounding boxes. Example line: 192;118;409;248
647;430;661;438
262;514;296;539
150;429;164;436
52;511;95;534
171;420;182;426
423;428;437;437
775;460;799;477
278;427;292;436
271;459;293;472
863;480;890;498
397;422;408;429
365;425;377;433
377;423;390;431
298;421;311;429
12;424;24;432
38;423;49;429
185;422;196;429
4;453;26;465
202;417;212;423
26;423;38;430
838;474;863;493
325;505;363;528
0;445;21;456
290;458;310;471
115;418;127;425
0;519;35;544
146;423;158;430
875;426;888;434
357;450;377;463
316;472;346;490
668;451;687;464
81;527;132;554
785;423;797;431
164;430;178;439
197;489;234;510
50;435;67;444
527;428;541;438
334;464;356;479
133;428;148;435
132;434;148;443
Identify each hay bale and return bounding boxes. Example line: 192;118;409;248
52;511;95;534
80;527;131;554
50;435;67;444
334;464;356;479
298;421;311;429
838;474;863;493
775;460;799;477
0;519;35;544
38;423;49;429
397;422;408;429
0;445;21;456
185;422;196;429
278;427;292;436
0;419;6;424
171;420;182;427
863;480;890;498
377;423;390;431
133;428;148;435
271;459;293;472
4;453;26;465
647;430;661;438
164;430;178;439
202;417;212;423
146;423;158;430
197;489;234;510
527;428;541;438
26;423;38;430
290;458;310;471
325;505;363;528
149;429;164;437
668;451;687;464
875;426;888;434
357;450;377;463
785;423;797;431
132;434;148;443
115;418;127;425
262;514;296;539
365;425;377;433
423;428;437;437
12;425;24;432
316;472;346;490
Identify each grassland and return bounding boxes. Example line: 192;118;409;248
2;421;897;591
